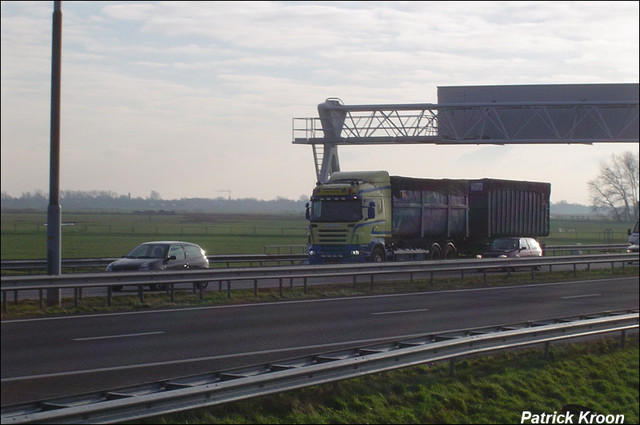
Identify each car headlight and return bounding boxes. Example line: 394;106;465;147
351;250;360;256
499;254;508;258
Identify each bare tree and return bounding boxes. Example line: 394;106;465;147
588;151;639;222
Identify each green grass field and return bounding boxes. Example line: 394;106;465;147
0;211;308;259
0;211;633;260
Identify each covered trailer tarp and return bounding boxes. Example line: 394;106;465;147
390;176;550;243
390;176;469;240
468;179;550;239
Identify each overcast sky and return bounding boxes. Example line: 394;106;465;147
1;1;638;204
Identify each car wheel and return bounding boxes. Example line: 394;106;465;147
194;282;209;290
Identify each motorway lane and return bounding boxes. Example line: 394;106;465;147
1;276;638;406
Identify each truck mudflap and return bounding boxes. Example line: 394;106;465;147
307;244;370;264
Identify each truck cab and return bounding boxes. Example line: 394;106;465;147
305;171;391;263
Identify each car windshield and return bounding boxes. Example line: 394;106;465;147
310;199;362;222
488;238;519;250
126;244;169;259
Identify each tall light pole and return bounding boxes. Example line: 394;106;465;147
47;1;62;307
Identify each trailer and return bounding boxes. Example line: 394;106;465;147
305;171;550;263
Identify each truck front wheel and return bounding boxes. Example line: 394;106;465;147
371;247;385;263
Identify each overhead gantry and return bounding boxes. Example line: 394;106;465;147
292;85;639;183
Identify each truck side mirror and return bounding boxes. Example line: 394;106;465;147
367;202;375;220
305;203;310;220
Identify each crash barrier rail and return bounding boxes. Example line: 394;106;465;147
1;253;638;312
0;253;308;273
1;309;637;424
0;244;630;273
543;243;629;255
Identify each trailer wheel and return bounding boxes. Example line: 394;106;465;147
429;244;442;260
444;244;457;259
371;247;385;263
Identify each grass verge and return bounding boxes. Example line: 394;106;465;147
135;336;639;424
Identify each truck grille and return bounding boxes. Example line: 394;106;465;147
317;228;349;244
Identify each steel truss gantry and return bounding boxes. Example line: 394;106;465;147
292;98;639;183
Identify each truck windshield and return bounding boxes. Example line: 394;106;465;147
310;199;362;222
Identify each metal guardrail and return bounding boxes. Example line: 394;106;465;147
1;253;637;312
0;254;308;272
0;244;630;273
543;243;629;255
2;309;637;424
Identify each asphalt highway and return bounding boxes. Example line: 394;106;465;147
1;276;638;406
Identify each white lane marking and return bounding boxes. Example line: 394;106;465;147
72;331;165;341
561;294;601;299
1;331;437;383
372;308;430;316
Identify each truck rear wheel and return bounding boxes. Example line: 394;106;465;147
429;244;442;260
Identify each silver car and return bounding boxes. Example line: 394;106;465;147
106;241;210;291
479;237;543;259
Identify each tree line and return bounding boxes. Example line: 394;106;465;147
2;151;637;221
588;151;639;222
0;190;309;214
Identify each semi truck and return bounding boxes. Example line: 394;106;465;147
305;171;550;263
